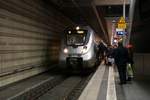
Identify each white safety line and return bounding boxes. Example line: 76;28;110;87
78;64;105;100
106;66;117;100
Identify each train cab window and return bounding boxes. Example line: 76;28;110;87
66;30;87;46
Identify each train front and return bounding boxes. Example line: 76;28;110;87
59;26;96;70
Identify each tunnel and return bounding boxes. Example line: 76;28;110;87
0;0;150;100
0;0;75;87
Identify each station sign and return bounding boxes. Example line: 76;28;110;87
116;28;124;32
116;28;126;35
117;17;126;29
116;31;126;35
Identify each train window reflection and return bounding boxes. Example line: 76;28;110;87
66;30;87;46
67;34;85;45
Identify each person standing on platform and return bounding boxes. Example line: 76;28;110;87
97;41;107;61
106;45;115;66
114;42;129;84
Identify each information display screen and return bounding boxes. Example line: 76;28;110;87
116;31;126;35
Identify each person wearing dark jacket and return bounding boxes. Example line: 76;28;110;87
97;41;107;60
114;42;129;84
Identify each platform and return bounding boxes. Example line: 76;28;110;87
78;63;150;100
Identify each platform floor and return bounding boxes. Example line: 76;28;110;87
78;63;150;100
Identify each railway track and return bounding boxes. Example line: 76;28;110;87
8;75;67;100
37;73;93;100
6;67;94;100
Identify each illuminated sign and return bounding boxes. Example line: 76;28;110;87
67;30;85;34
117;17;126;29
116;31;126;35
116;28;124;32
77;30;84;34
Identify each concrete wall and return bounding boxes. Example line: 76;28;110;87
105;18;113;43
0;0;73;87
134;53;150;80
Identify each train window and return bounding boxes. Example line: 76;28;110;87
66;30;87;46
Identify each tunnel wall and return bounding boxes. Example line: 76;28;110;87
134;54;150;80
131;0;150;53
0;0;73;87
131;0;150;79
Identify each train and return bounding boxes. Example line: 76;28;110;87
59;25;101;70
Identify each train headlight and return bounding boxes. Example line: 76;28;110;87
82;46;87;53
76;26;80;30
63;48;68;54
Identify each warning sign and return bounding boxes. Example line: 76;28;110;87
117;17;126;29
